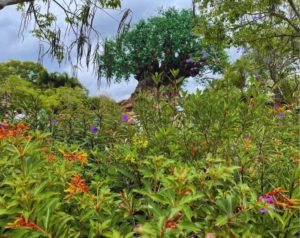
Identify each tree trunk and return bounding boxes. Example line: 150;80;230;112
132;75;155;97
119;75;178;112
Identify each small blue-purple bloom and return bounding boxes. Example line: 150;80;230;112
259;208;268;213
277;113;284;117
90;125;98;133
274;103;279;110
50;119;57;125
258;195;274;214
122;114;128;122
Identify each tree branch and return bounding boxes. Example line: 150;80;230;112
271;12;300;33
287;0;300;21
0;0;32;10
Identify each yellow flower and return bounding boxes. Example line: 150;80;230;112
132;134;148;148
125;154;136;163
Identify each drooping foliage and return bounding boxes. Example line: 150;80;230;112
99;8;228;87
0;0;125;69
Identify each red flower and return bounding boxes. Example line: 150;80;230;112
0;122;29;139
163;213;183;229
5;215;47;234
61;151;88;164
63;152;77;162
47;154;55;162
64;174;90;200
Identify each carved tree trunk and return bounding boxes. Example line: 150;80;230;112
131;75;155;96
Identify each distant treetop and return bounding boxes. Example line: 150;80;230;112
0;60;83;89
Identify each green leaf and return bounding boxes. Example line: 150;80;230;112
216;215;228;226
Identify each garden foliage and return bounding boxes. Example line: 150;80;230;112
0;2;299;236
0;74;299;237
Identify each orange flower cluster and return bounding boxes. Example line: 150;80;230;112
47;154;56;162
64;174;90;200
164;213;183;229
264;188;299;209
0;122;29;139
5;215;47;234
62;151;88;164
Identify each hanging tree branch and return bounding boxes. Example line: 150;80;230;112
0;0;131;80
0;0;32;9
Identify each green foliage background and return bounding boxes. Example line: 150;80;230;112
0;1;299;237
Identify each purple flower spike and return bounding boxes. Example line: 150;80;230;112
50;119;57;125
274;103;279;110
122;114;128;122
277;113;284;117
90;125;98;133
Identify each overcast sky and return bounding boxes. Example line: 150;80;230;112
0;0;240;101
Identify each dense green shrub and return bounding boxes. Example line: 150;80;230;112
0;78;299;237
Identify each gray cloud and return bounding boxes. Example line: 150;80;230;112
0;1;241;102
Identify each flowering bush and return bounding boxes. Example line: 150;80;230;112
0;80;299;237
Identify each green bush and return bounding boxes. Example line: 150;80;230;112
0;79;299;237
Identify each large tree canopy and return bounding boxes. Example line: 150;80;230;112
0;0;128;71
98;8;228;90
